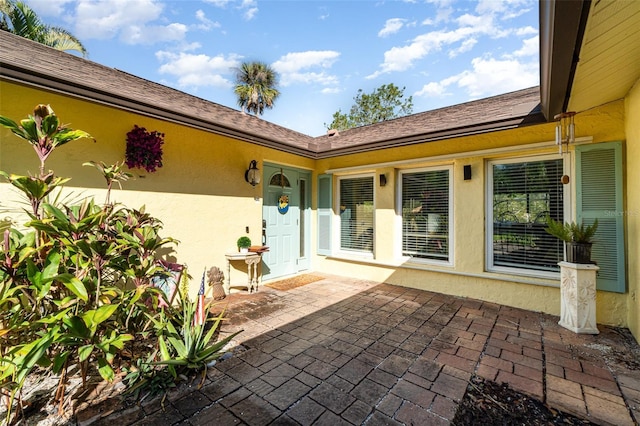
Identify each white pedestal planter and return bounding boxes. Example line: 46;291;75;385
558;261;599;334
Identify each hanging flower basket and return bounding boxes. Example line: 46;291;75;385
125;125;164;173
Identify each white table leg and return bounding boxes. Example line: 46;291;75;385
225;258;231;294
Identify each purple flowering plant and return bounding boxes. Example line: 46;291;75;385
125;125;164;173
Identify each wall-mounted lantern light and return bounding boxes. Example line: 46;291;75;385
379;173;387;187
554;111;576;155
463;165;472;180
245;160;261;186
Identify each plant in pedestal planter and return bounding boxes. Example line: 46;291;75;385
237;236;251;253
545;217;598;264
125;125;164;173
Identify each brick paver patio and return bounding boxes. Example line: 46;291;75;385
89;274;640;425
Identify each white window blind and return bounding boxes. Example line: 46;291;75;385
401;168;450;262
490;158;564;273
339;176;374;253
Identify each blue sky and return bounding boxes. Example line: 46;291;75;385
25;0;539;137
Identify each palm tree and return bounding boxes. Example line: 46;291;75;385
234;61;280;116
0;0;87;56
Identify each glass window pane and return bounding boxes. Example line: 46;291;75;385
401;169;450;261
340;176;374;252
492;159;564;272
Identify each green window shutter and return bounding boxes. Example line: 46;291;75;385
317;174;332;255
576;142;625;292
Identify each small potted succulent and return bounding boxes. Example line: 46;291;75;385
545;217;598;264
237;236;252;253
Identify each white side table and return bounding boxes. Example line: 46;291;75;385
558;261;599;334
225;252;262;293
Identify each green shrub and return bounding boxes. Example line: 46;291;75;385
0;104;237;422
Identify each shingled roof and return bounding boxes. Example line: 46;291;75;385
0;31;545;159
316;86;544;157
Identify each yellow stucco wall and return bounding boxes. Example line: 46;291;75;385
0;81;313;297
0;80;631;327
625;80;640;340
315;100;628;327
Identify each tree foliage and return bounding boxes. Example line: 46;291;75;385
234;61;280;116
0;0;87;56
326;83;414;131
0;105;235;422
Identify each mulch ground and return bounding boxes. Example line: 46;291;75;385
264;274;324;291
452;375;598;425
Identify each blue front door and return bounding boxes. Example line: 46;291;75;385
262;165;310;280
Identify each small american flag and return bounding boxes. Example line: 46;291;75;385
194;270;206;326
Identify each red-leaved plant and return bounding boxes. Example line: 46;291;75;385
125;125;164;173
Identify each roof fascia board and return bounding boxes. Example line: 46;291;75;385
317;112;546;158
324;136;593;174
539;0;591;121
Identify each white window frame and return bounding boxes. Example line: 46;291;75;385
397;165;454;266
335;173;375;258
486;153;568;279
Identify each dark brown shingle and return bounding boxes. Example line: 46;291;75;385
0;31;544;159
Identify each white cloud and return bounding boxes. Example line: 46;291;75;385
244;7;258;20
272;51;340;87
513;35;539;57
367;26;483;78
415;55;538;100
414;81;450;97
121;23;188;45
156;51;242;88
378;18;406;38
194;10;220;31
74;0;186;44
283;72;339;87
27;0;73;16
203;0;232;7
449;38;477;58
272;51;340;73
203;0;256;19
368;0;537;79
426;0;455;23
180;42;203;52
475;0;532;18
457;13;508;38
516;26;538;36
241;0;258;20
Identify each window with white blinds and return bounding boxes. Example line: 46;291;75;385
489;157;564;274
339;176;374;253
400;167;451;262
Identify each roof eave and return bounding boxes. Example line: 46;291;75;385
539;0;592;121
317;109;546;158
0;64;319;159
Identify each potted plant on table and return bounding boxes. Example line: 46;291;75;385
545;217;598;263
237;236;252;253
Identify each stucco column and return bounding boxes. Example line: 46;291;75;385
558;261;600;334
